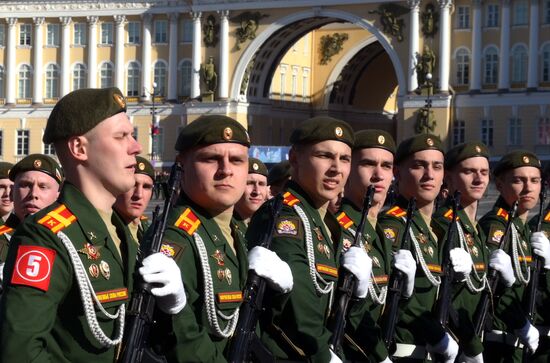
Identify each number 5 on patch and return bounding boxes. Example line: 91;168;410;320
11;245;56;292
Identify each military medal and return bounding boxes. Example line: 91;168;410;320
418;233;428;244
313;227;324;241
342;238;352;251
99;260;110;280
521;240;528;251
79;243;100;260
363;243;372;253
211;250;225;266
427;246;434;257
217;269;225;281
317;243;330;258
373;256;380;268
225;268;232;285
89;264;100;278
465;234;474;246
471;246;479;257
88;231;97;240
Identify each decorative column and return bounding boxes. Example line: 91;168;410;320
438;0;452;93
114;15;126;92
6;18;18;105
407;1;420;93
60;16;72;96
32;17;45;104
167;13;179;101
218;10;230;99
527;0;539;90
87;16;99;88
191;12;202;99
498;0;511;91
141;14;152;102
470;0;482;92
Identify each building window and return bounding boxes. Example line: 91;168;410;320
100;63;114;88
291;67;298;100
279;64;287;101
17;129;30;156
511;45;528;83
153;62;167;96
154;20;168;43
127;62;141;97
481;119;494;147
0;65;4;99
302;67;310;101
73;23;86;45
543;44;550;83
0;130;3;157
538;117;550;145
456;48;470;85
0;24;5;47
18;65;31;99
513;0;528;25
152;127;164;159
128;21;140;44
45;64;59;98
508;118;522;145
100;23;113;45
457;6;470;29
43;142;55;156
453;120;465;145
179;60;192;97
19;24;32;46
486;4;499;27
483;47;498;85
181;20;193;43
73;63;87;91
47;24;60;46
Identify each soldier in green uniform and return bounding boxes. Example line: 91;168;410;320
338;130;416;363
113;155;155;243
267;160;291;197
0;87;186;362
0;162;13;224
479;150;544;362
378;134;459;362
233;157;269;232
158;115;293;362
247;116;373;362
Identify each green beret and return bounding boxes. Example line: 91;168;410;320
268;160;291;186
445;142;490;169
44;87;127;144
135;156;155;181
175;115;250;152
353;129;396;154
395;134;444;165
9;154;64;184
290;116;354;147
493;150;541;177
248;157;268;177
0;162;14;179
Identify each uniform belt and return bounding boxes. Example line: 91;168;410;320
484;330;524;348
392;343;432;360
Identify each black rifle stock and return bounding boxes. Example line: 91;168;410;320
227;194;284;363
120;162;182;363
328;185;376;353
380;198;416;351
473;201;519;337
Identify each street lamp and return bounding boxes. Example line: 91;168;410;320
415;72;436;134
149;82;159;168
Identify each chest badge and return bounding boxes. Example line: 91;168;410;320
423;246;434;257
313;227;324;241
217;268;232;285
471;246;479;258
317;243;331;259
211;250;225;266
88;231;97;240
79;243;101;260
465;233;474;247
99;260;110;280
89;263;100;278
417;233;428;244
372;256;381;268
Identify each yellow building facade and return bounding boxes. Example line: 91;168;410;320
1;0;549;166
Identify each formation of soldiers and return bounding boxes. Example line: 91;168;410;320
0;87;548;363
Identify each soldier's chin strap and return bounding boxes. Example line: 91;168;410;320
57;231;125;347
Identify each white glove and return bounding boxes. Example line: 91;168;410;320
393;249;416;298
379;357;393;363
426;332;459;363
342;246;372;298
531;232;550;269
248;246;293;293
489;249;516;287
329;348;343;363
515;321;539;353
450;247;473;277
139;252;187;314
0;261;4;284
458;352;483;363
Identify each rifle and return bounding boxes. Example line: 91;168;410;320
434;191;461;329
380;197;416;351
227;194;284;363
120;162;182;363
523;182;548;360
473;201;519;337
328;185;376;353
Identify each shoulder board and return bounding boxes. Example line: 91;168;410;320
283;192;300;207
443;209;460;221
0;225;14;236
37;204;77;233
496;208;509;221
175;208;201;235
336;212;354;229
544;211;550;222
386;206;406;218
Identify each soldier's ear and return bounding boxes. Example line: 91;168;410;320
66;135;89;162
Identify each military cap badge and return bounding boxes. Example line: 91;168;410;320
252;163;259;171
378;135;385;145
426;137;434;147
523;156;530;164
33;159;42;168
223;127;233;140
335;126;343;138
113;93;126;108
138;162;145;171
475;145;481;153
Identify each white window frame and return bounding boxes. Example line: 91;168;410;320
73;63;87;91
154;20;168;43
18;65;32;99
19;24;32;46
511;44;528;83
538;117;550;145
483;47;499;85
16;129;30;156
100;62;114;88
73;23;87;46
154;61;167;96
100;22;113;45
128;21;141;44
542;43;550;83
453;120;465;145
279;64;287;101
179;59;192;97
513;0;528;26
46;23;60;46
456;6;470;29
127;62;141;97
0;24;5;47
486;4;499;28
45;64;59;98
181;20;193;43
508;118;522;145
481;119;494;147
455;48;470;86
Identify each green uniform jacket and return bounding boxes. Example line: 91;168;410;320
0;214;20;263
377;196;446;347
160;193;248;363
337;198;391;362
0;183;137;362
246;181;342;362
233;211;248;236
432;200;489;357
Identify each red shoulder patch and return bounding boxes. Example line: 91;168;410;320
175;208;201;235
0;225;14;236
443;209;460;221
544;211;550;222
496;208;509;221
37;204;77;233
386;206;406;218
336;212;354;229
11;245;56;292
283;192;300;207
